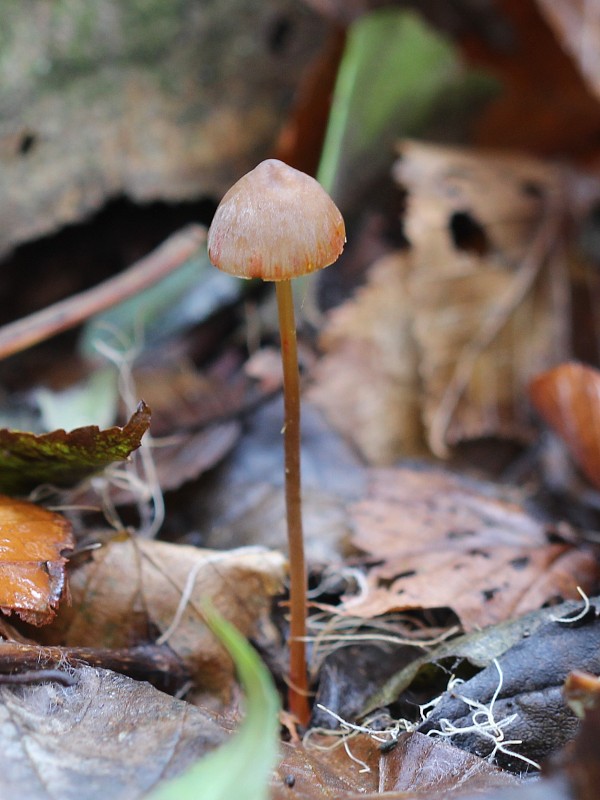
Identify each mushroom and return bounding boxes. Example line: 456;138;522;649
208;159;345;724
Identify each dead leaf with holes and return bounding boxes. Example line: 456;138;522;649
0;496;73;625
41;537;285;705
337;467;597;630
309;143;570;464
398;140;570;456
530;361;600;491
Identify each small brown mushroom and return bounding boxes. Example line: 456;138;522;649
208;159;345;724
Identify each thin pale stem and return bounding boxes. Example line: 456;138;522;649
276;278;310;725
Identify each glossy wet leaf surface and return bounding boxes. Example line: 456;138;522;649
0;496;73;625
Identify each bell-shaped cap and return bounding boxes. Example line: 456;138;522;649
207;159;345;281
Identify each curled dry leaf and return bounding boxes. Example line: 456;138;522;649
42;537;285;703
0;496;73;625
340;467;597;630
0;402;151;494
396;140;570;456
529;361;600;491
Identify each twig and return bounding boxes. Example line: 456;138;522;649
0;225;206;361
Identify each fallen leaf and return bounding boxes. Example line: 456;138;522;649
380;731;521;794
309;253;424;464
0;665;229;800
272;735;380;799
148;607;280;800
0;402;151;494
362;595;595;717
41;538;286;704
340;467;597;629
418;615;600;771
529;362;600;490
0;496;73;625
396;140;570;456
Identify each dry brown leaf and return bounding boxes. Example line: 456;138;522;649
0;496;73;626
272;735;380;799
309;252;423;464
42;537;285;703
530;361;600;490
339;467;597;630
379;731;521;796
396;140;570;456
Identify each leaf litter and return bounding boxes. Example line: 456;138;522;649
1;71;600;800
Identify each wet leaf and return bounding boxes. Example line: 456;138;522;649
0;402;151;494
0;666;229;800
0;496;73;625
340;467;597;629
149;607;280;800
42;538;285;703
529;362;600;490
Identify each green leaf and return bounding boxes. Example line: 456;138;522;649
147;606;280;800
317;8;496;202
0;401;151;494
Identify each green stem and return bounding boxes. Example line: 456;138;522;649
275;278;310;725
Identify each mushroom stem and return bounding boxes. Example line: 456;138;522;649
275;278;310;725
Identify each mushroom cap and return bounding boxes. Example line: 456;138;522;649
207;159;345;281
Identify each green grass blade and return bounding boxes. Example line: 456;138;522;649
147;607;280;800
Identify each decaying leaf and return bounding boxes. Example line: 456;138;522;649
0;496;73;625
309;253;423;464
339;467;597;629
418;616;600;771
397;140;569;456
0;402;151;494
42;537;285;703
310;142;570;463
272;735;380;799
0;666;229;800
379;731;521;795
529;361;600;491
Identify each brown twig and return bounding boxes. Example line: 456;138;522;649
0;225;206;362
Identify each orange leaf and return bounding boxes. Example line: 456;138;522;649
530;362;600;490
0;496;73;625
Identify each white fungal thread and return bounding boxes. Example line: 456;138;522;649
425;659;541;771
550;586;591;624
